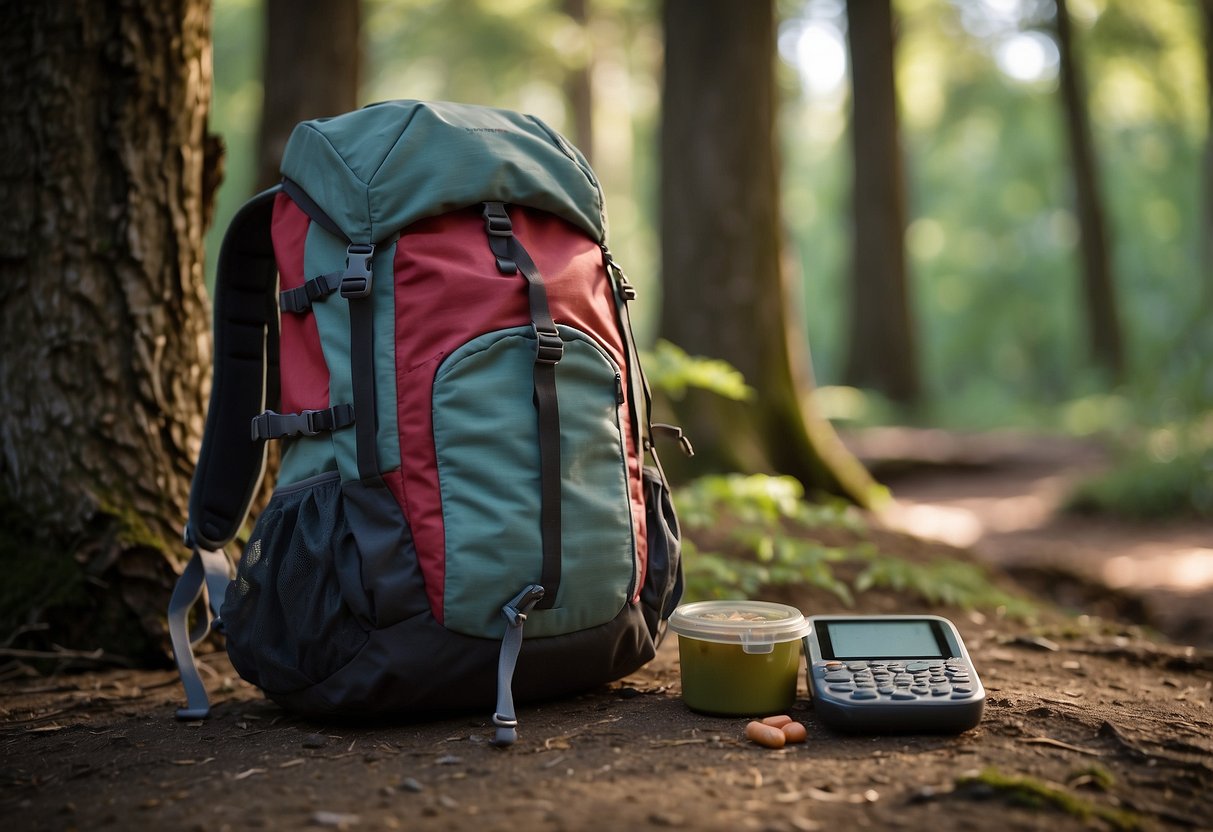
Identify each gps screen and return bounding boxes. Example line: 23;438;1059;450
819;619;948;659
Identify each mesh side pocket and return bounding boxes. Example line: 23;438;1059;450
639;466;683;636
222;473;369;694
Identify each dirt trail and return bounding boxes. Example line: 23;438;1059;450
3;430;1212;831
852;428;1213;649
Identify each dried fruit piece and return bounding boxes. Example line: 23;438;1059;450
761;715;793;728
745;720;787;749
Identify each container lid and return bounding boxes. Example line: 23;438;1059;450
668;601;810;653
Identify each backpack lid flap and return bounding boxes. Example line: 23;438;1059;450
280;100;605;245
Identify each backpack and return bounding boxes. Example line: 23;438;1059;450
168;100;686;745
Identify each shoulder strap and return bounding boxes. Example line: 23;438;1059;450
185;185;281;550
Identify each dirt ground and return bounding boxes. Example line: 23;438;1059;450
3;432;1212;831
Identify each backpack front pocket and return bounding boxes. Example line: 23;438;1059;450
433;325;636;638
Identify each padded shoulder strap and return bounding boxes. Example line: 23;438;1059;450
185;186;282;550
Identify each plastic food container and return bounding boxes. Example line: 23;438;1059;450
668;600;810;715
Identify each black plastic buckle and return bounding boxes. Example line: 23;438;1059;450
482;203;513;237
340;243;375;299
653;423;695;457
250;411;276;441
534;326;564;365
299;409;327;436
617;276;637;301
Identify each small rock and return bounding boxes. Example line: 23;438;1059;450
1012;635;1060;652
399;777;425;793
435;754;462;765
311;811;360;828
301;733;329;749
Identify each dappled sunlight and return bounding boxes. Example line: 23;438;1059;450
882;501;986;548
1103;548;1213;593
882;488;1058;549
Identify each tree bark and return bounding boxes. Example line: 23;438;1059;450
842;0;920;405
659;0;880;506
1054;0;1126;381
1201;0;1213;313
0;0;218;657
255;0;361;191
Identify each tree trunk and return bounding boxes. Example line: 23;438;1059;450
0;0;218;658
255;0;361;191
563;0;594;164
1054;0;1125;381
659;0;880;506
1201;0;1213;313
842;0;920;405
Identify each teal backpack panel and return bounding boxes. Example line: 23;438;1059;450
302;227;401;483
281;100;605;245
433;325;635;639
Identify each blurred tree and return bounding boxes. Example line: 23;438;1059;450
659;0;880;505
0;0;219;656
563;0;594;163
255;0;361;190
1202;0;1213;312
1054;0;1126;381
842;0;920;405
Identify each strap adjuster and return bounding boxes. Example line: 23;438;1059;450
281;271;342;313
340;243;375;299
250;404;356;441
534;327;564;365
482;202;513;237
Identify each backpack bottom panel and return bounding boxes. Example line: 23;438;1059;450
262;602;657;716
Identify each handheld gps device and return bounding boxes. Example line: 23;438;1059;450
804;615;984;733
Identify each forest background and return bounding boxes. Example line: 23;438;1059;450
213;0;1212;444
0;0;1209;663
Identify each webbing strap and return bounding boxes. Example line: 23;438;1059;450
483;203;562;610
339;244;380;482
491;584;545;747
250;403;355;441
603;251;651;458
168;547;230;720
280;270;342;313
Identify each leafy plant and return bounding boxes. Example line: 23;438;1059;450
1066;420;1213;520
640;339;753;402
855;552;1036;618
673;473;1035;616
675;473;864;604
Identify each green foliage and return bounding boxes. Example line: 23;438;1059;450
207;0;1211;432
782;0;1209;426
641;340;754;402
674;473;1034;616
1066;420;1213;520
855;552;1036;618
957;768;1144;831
675;473;863;604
